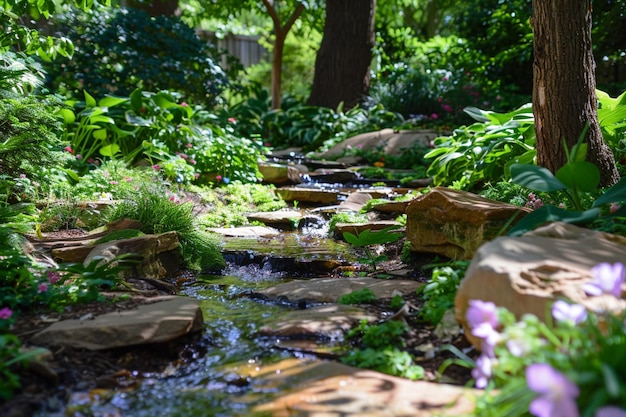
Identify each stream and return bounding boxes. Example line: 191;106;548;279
52;231;358;417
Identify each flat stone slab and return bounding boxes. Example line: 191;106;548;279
246;210;303;230
31;297;204;350
208;226;280;237
260;304;377;340
232;359;476;416
275;187;346;204
256;277;423;304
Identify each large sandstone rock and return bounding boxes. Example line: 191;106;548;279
31;297;203;350
236;359;477;417
258;162;303;185
319;129;438;160
406;187;530;259
455;222;626;348
84;231;180;279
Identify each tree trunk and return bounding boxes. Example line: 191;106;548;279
263;0;305;110
531;0;619;187
307;0;376;109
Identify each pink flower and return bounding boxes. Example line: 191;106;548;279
430;113;439;119
610;202;621;213
0;307;13;319
64;146;74;154
19;174;26;179
441;104;453;113
152;165;161;170
76;154;83;160
109;181;119;185
526;364;579;417
169;196;176;201
186;143;193;148
189;159;196;165
38;283;48;293
215;175;223;181
180;102;188;107
228;117;236;123
47;271;61;284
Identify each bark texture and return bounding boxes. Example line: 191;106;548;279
531;0;619;186
307;0;376;109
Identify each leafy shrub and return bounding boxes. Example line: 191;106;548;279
106;187;225;272
44;7;228;106
0;92;65;203
262;101;403;151
425;104;536;191
60;89;264;185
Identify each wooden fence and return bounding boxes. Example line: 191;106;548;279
197;30;268;69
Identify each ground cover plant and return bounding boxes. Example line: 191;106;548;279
468;262;626;417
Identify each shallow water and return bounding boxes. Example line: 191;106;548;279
50;271;312;417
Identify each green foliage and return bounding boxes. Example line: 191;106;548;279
343;225;404;271
425;104;536;191
60;89;264;185
0;0;87;60
597;90;626;158
106;187;225;271
508;126;626;236
44;7;228;105
327;212;369;236
262;101;403;151
0;52;46;94
342;320;424;380
0;91;65;203
418;261;469;325
195;182;286;228
94;229;145;244
338;288;377;305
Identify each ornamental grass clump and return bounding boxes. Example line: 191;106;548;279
469;262;626;417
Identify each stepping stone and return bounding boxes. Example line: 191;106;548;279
256;277;423;304
260;304;377;340
31;297;203;350
275;187;347;205
233;359;476;416
246;210;304;231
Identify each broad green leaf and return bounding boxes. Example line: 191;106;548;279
56;108;75;124
130;89;143;112
92;129;107;140
125;111;153;126
510;164;567;192
593;177;626;207
555;161;600;193
88;115;115;124
343;226;403;247
99;143;120;157
84;90;97;107
463;107;490;122
99;96;128;108
508;206;600;237
569;142;588;163
154;92;176;109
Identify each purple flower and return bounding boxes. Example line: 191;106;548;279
583;263;624;297
0;307;12;319
551;300;587;325
596;406;626;417
526;363;579;417
472;354;492;388
38;283;48;293
466;300;499;330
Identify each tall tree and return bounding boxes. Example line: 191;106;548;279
307;0;375;109
531;0;619;187
187;0;317;109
